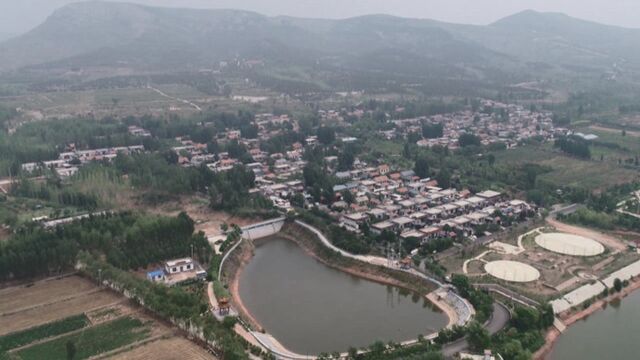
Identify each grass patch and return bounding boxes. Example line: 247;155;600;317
0;315;90;352
494;145;638;190
16;316;150;360
213;280;230;299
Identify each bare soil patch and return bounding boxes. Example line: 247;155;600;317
0;276;98;315
86;304;133;325
107;336;215;360
0;290;122;336
0;227;10;242
130;194;257;238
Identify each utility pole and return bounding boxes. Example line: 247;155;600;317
98;268;102;286
191;244;194;259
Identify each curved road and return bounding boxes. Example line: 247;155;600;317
442;302;510;358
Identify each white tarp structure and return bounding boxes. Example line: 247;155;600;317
550;282;606;314
602;259;640;288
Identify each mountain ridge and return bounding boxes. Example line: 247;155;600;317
2;2;640;92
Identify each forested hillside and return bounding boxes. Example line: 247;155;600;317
3;2;640;96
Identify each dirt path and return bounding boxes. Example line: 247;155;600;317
147;85;202;111
546;217;627;251
589;125;640;137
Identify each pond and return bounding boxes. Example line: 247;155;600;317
238;237;448;355
549;290;640;360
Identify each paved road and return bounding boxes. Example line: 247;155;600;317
475;283;540;307
549;203;582;217
442;302;510;358
442;303;511;358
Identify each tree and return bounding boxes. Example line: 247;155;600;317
207;140;220;154
66;340;76;360
342;190;355;204
500;339;531;360
467;321;491;351
422;123;444;139
451;274;471;296
540;303;555;329
459;133;481;147
402;236;420;254
291;193;305;208
317;127;335;145
526;189;545;206
403;142;412;159
554;136;591;159
407;131;422;144
436;169;451;188
512;306;540;332
222;316;238;329
487;154;496;166
614;278;623;292
368;341;386;357
338;145;356;171
422;353;445;360
414;157;430;179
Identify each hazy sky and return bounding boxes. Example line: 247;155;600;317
1;0;639;35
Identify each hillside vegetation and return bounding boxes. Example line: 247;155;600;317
3;2;640;97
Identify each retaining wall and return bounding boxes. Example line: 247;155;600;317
241;217;285;240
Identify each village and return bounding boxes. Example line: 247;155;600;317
14;100;543;260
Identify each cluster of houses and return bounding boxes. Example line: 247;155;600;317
146;257;207;286
21;145;145;178
399;100;558;149
172;136;308;179
329;164;533;245
167;114;308;179
255;179;306;211
315;99;563;150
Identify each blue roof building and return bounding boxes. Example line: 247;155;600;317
146;269;166;282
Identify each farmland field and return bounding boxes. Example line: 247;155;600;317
0;290;122;336
16;316;151;360
0;275;215;359
109;336;214;360
0;276;97;315
0;315;90;351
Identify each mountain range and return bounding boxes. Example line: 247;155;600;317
1;1;640;93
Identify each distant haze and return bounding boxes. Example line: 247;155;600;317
1;0;640;36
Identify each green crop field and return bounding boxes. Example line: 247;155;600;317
0;315;90;352
16;316;151;360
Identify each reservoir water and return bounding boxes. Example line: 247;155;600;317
238;237;448;355
549;290;640;359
